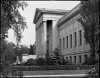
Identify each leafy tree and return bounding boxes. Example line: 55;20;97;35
78;0;99;63
0;0;28;73
4;42;16;64
1;1;27;39
20;45;29;54
1;41;17;73
29;45;36;55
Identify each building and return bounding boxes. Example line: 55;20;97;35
57;4;90;64
33;8;67;58
33;4;90;64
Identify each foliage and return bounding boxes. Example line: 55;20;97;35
1;0;28;72
24;58;36;65
46;57;56;65
1;1;27;40
29;44;36;55
82;57;97;65
36;58;46;65
1;40;17;71
20;45;29;54
53;48;62;64
78;0;99;59
87;64;99;78
45;48;67;65
14;45;29;63
53;48;61;60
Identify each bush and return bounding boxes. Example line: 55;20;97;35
36;58;46;65
82;56;97;65
46;57;57;65
24;58;36;65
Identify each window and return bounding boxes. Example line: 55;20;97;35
66;36;68;48
47;40;49;49
61;39;62;49
74;32;77;47
70;34;72;48
79;30;82;46
59;39;61;49
84;54;88;62
66;57;68;61
69;56;72;63
79;55;82;64
63;37;65;49
64;37;66;48
74;56;76;64
83;32;87;44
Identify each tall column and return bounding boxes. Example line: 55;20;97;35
43;20;47;58
52;20;57;52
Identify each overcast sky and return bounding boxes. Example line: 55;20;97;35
6;1;80;47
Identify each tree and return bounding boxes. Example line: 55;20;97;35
4;42;16;64
0;0;28;73
1;1;27;39
20;45;29;54
78;0;99;63
1;41;17;73
29;45;36;55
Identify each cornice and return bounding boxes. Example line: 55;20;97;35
57;3;82;28
33;8;67;24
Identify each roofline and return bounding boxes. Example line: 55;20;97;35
33;8;67;24
57;3;81;27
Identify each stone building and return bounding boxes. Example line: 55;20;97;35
33;4;90;64
33;8;67;58
57;4;90;64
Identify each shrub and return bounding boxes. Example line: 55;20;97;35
82;56;97;65
24;58;36;65
46;57;56;65
36;58;46;65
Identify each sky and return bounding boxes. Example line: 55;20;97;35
6;1;80;47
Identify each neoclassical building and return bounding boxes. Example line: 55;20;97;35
33;4;90;64
33;8;67;58
57;4;90;64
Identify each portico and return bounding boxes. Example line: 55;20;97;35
33;8;66;58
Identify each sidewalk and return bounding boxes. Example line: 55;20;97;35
23;70;89;76
23;74;88;78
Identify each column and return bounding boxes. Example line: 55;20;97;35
52;20;57;52
43;21;47;58
83;31;86;47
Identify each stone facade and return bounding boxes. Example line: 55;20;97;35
57;4;90;64
33;4;90;64
33;8;67;58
